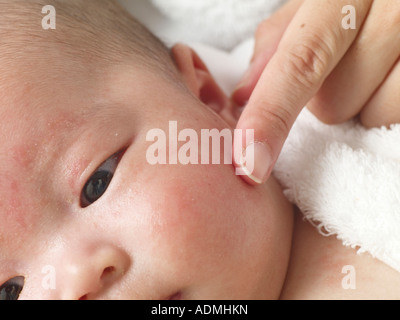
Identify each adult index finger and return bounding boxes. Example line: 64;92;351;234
234;0;372;185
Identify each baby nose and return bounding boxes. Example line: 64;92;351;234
58;244;131;300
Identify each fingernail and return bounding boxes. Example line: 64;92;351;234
239;141;272;184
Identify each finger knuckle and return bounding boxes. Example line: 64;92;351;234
307;94;340;123
308;100;347;124
320;108;351;124
284;35;333;90
258;105;292;137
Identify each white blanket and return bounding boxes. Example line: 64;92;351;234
120;0;400;273
274;109;400;273
118;0;287;50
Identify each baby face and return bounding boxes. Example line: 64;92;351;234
0;50;293;299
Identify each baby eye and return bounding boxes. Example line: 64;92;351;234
0;276;24;300
80;151;124;208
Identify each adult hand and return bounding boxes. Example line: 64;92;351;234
232;0;400;185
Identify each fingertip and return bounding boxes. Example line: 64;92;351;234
234;139;273;186
238;172;267;186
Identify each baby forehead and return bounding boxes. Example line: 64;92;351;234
0;63;91;129
0;56;134;160
1;98;84;141
0;81;87;171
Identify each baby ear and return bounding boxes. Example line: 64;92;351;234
171;43;237;127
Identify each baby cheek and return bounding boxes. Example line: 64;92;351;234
146;174;247;274
1;179;29;230
0;178;42;253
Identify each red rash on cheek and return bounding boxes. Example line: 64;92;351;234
6;144;42;229
7;180;30;230
11;143;37;171
0;177;34;251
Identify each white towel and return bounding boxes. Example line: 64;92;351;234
274;109;400;273
119;0;287;50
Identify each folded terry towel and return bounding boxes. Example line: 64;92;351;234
274;108;400;273
146;0;287;50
